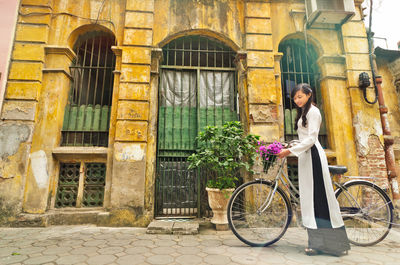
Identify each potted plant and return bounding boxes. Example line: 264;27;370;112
188;121;259;230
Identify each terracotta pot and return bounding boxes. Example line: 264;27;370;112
206;187;234;227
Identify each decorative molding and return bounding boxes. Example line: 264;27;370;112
42;68;72;79
317;55;346;66
52;147;108;160
111;46;123;57
151;48;163;74
235;51;247;75
319;75;347;82
44;45;76;61
274;52;283;62
289;9;306;32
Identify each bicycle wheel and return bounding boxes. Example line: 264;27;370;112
335;180;393;246
227;179;292;247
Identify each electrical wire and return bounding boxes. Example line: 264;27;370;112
95;0;107;25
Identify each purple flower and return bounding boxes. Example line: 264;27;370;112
256;140;283;159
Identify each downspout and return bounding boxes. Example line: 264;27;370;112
374;75;400;203
365;0;400;204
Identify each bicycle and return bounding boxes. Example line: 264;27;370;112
227;142;394;247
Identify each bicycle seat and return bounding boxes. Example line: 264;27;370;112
328;165;348;175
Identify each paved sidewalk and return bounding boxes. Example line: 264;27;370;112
1;225;400;265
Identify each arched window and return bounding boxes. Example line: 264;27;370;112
61;32;116;147
158;36;238;153
279;39;328;148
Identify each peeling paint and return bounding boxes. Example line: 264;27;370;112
30;150;49;189
353;112;383;156
115;144;145;162
0;124;30;159
392;179;399;194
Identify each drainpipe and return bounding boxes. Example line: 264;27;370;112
375;75;400;204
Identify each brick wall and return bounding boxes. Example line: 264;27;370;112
358;135;388;188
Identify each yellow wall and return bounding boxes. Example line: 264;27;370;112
0;0;392;225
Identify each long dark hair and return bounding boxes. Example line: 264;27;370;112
291;83;314;130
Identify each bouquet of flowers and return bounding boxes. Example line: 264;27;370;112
256;141;283;173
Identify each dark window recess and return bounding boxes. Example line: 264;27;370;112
61;33;116;147
279;39;328;148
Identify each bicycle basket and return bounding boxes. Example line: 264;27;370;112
262;154;278;174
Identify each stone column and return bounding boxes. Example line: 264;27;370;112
108;0;154;226
244;0;279;142
316;55;358;175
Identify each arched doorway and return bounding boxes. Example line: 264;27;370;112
155;35;238;217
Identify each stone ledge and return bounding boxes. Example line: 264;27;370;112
146;220;199;235
9;209;109;227
173;222;199;235
146;220;173;234
52;147;108;160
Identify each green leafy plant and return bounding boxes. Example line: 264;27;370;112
188;121;259;190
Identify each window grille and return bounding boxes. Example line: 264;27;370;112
61;32;116;147
55;162;106;208
55;163;80;208
279;39;328;148
156;36;238;217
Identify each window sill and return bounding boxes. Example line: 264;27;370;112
52;146;108;161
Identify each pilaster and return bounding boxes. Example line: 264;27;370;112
316;55;358;175
109;0;154;225
245;0;278;142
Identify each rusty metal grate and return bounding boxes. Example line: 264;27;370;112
55;162;106;208
61;32;116;147
83;163;106;207
55;163;80;208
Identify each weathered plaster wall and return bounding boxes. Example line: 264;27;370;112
0;0;391;226
0;0;129;221
153;0;244;49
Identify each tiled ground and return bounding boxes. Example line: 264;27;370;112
1;226;400;264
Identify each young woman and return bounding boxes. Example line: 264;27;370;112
278;83;350;256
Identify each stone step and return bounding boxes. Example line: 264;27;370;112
11;210;110;227
146;220;199;235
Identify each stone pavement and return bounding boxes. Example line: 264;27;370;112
1;225;400;265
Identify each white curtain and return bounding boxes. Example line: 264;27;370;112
160;70;235;108
160;70;196;107
199;71;234;108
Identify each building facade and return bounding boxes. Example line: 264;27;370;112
1;0;399;226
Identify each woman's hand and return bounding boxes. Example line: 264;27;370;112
278;149;291;159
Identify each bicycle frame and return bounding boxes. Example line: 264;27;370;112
255;157;300;213
255;157;388;221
